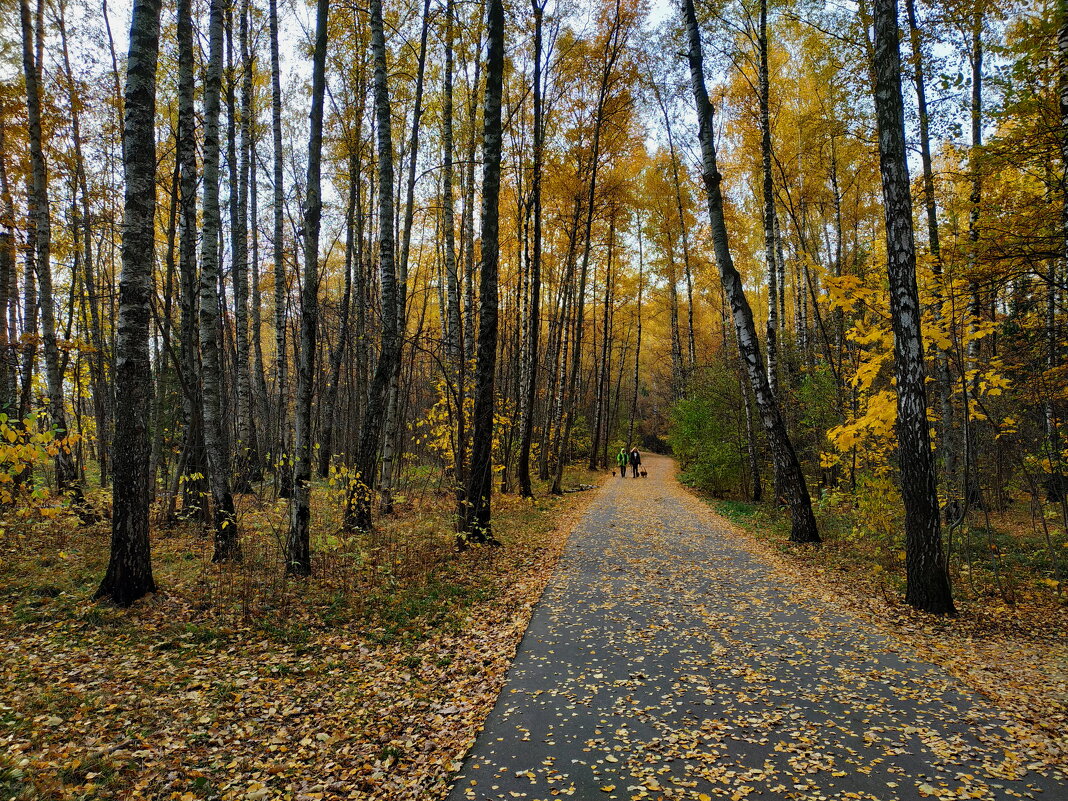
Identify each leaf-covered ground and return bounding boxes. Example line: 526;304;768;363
0;472;600;801
449;456;1067;801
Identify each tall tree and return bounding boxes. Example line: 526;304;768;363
285;0;329;576
269;0;291;496
380;0;433;513
757;0;780;400
442;0;467;510
681;0;820;543
348;0;400;532
20;0;78;494
871;0;954;614
96;0;162;607
461;0;505;542
200;0;240;562
518;0;545;498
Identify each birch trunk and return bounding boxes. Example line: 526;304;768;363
551;0;627;496
233;0;259;487
443;0;467;508
199;0;240;561
461;0;505;542
58;2;111;487
681;0;819;544
348;0;400;532
176;0;209;521
628;216;643;447
96;0;161;606
871;0;954;614
758;0;780;398
380;0;432;513
517;0;545;498
284;0;329;576
319;149;357;478
20;0;78;493
269;0;290;495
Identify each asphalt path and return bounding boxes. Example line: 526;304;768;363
448;455;1066;801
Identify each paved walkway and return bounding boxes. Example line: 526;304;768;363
447;456;1065;801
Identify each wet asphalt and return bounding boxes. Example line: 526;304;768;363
447;456;1066;801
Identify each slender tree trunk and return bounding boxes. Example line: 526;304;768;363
58;2;111;488
653;82;697;382
590;214;615;470
21;0;79;493
628;216;643;447
681;0;819;543
200;0;240;561
964;11;984;508
552;0;627;495
348;0;400;532
251;148;270;462
757;0;780;399
233;0;259;488
380;0;432;513
443;0;467;508
1050;0;1068;502
871;0;954;614
319;148;358;479
96;0;161;607
176;0;208;522
284;0;329;576
904;0;957;512
461;0;505;543
269;0;291;496
462;35;483;367
0;112;15;417
518;0;545;498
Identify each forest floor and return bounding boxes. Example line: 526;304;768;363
0;465;602;801
448;455;1067;801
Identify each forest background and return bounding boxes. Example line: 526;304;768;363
0;0;1066;794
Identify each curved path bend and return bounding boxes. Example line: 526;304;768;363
448;455;1065;801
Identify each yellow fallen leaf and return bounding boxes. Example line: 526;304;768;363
600;785;615;793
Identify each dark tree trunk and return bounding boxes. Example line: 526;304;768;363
269;0;291;496
21;0;79;494
461;0;505;543
681;0;819;544
285;0;329;576
176;0;209;522
96;0;162;607
757;0;780;400
318;149;358;479
380;0;432;513
443;0;467;509
517;0;545;498
871;0;954;614
199;0;240;562
347;0;400;532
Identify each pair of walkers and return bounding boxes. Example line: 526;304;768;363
616;447;642;478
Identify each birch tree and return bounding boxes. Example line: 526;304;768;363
681;0;820;544
96;0;162;606
461;0;505;542
871;0;954;614
199;0;240;562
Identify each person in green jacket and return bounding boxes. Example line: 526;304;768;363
616;447;628;477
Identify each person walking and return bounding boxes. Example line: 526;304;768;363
616;447;628;477
629;447;641;478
